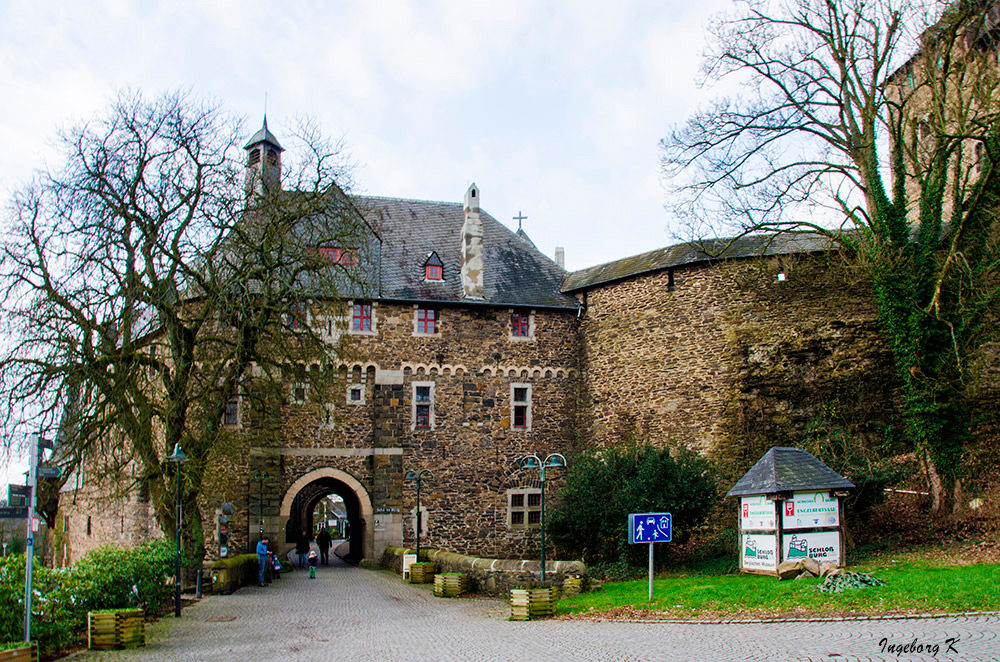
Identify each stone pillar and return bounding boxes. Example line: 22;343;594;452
371;369;406;556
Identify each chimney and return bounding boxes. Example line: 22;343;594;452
460;183;485;299
555;246;565;269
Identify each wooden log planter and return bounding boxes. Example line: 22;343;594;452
0;642;38;662
408;562;436;584
433;573;467;598
509;587;557;621
87;609;145;650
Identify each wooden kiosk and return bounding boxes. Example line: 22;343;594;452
727;447;854;576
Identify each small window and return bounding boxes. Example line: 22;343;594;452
425;264;443;281
287;302;307;330
511;311;530;338
507;488;542;528
223;400;239;426
315;246;359;265
320;404;335;429
511;384;531;430
412;382;434;430
86;516;92;536
63;515;70;532
266;149;278;166
415;308;439;335
291;383;308;404
248;148;261;166
352;303;372;332
346;385;365;405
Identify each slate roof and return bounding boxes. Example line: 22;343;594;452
356;196;578;310
726;447;855;497
244;117;284;151
562;232;836;293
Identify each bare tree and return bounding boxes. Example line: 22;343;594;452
0;90;372;563
662;0;1000;514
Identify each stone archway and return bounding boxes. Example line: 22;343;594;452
278;468;374;562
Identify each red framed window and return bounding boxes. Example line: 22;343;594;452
287;302;305;330
416;308;438;334
414;385;432;429
315;246;358;265
425;264;442;281
511;311;530;337
223;401;238;426
352;303;372;331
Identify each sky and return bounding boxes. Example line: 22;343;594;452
0;0;731;488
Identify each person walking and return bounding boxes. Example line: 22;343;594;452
317;528;332;565
256;536;270;586
296;529;311;568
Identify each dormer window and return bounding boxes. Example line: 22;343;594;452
423;252;444;281
315;246;359;265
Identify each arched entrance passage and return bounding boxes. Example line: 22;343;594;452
279;468;373;563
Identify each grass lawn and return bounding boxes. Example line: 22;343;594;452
557;560;1000;620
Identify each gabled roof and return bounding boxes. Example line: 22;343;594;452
562;233;835;293
726;446;855;497
356;196;578;309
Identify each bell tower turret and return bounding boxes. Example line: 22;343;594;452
244;116;284;195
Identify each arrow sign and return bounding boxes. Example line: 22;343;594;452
37;466;62;479
629;512;672;544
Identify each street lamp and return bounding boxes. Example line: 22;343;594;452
166;443;189;618
404;469;433;560
518;453;566;581
253;470;269;540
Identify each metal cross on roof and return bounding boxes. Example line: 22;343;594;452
513;211;527;230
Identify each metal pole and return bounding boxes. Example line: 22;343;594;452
415;475;421;560
540;465;546;582
23;435;38;642
648;542;654;601
174;460;182;618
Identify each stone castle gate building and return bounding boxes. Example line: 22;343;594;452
55;122;905;566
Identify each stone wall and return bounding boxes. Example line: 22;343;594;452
576;252;900;481
196;301;581;562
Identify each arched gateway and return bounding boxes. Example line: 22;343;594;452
275;467;390;562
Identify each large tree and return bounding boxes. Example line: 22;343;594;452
0;90;371;564
661;0;1000;514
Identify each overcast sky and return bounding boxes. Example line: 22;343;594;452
0;0;730;487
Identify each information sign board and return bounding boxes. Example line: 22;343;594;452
782;531;841;564
0;506;28;519
740;495;776;530
741;533;778;571
782;491;839;530
37;466;62;479
628;512;672;544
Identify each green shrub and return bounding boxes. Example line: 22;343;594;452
0;540;174;655
549;443;716;567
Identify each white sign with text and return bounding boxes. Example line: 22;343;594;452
782;491;839;530
782;531;841;564
740;495;776;531
741;533;778;571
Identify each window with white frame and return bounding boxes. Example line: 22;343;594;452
223;399;240;427
509;309;535;340
350;301;376;334
511;383;531;430
346;384;365;405
412;382;435;430
507;488;542;528
291;383;308;404
285;301;309;331
414;307;439;335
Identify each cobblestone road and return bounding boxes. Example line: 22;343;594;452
66;556;1000;662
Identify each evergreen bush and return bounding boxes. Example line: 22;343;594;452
549;443;716;567
0;539;174;655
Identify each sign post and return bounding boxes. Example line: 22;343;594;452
23;435;40;643
628;512;672;601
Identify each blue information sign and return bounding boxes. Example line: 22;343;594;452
628;512;672;544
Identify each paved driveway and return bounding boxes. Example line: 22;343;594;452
65;557;1000;662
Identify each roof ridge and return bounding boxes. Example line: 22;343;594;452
355;194;462;207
